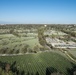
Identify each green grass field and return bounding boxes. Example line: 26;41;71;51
68;49;76;57
0;52;73;75
0;29;75;75
0;33;41;53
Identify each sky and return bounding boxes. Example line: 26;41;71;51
0;0;76;24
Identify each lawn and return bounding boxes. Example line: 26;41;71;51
0;33;40;53
0;52;73;75
68;49;76;57
22;38;40;49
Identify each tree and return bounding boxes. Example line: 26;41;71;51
35;71;39;75
38;27;47;46
1;70;5;75
67;63;76;75
21;70;25;75
27;72;30;75
73;71;76;75
10;29;14;34
46;67;57;75
21;44;29;53
33;45;40;53
5;63;10;73
31;72;34;75
0;67;2;75
51;34;55;39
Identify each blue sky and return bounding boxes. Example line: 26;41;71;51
0;0;76;24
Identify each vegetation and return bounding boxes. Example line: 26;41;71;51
38;27;47;46
0;61;25;75
0;24;76;75
0;52;74;75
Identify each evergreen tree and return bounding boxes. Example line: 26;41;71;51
27;72;30;75
35;71;39;75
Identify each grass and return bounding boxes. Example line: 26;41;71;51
68;49;76;57
0;31;75;75
22;38;40;49
0;34;14;38
0;37;40;50
0;33;40;52
0;52;73;75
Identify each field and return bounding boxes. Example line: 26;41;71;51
0;24;76;75
68;49;76;57
0;33;41;54
0;52;73;75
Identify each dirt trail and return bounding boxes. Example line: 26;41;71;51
64;51;76;63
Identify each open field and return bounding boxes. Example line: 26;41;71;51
0;52;73;75
0;24;76;75
68;49;76;57
0;33;41;54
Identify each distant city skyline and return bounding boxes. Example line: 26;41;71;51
0;0;76;24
